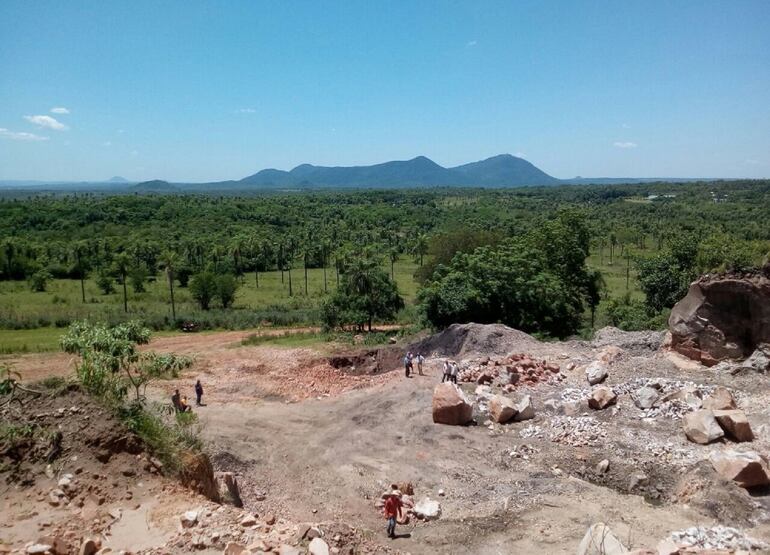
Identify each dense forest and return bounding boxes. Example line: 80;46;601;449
1;180;768;337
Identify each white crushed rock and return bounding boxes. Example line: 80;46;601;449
669;525;768;551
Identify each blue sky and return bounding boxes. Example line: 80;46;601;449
1;0;768;182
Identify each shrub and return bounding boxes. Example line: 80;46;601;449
215;274;238;308
189;272;217;310
28;270;52;292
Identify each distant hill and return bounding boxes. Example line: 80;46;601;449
130;180;177;192
240;154;559;188
108;176;129;183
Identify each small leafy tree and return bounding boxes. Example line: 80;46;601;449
130;265;148;293
189;271;217;310
322;253;404;331
29;269;52;292
96;271;115;294
61;321;191;403
215;274;238;308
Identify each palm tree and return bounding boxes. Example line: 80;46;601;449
159;250;179;321
73;241;89;303
113;252;131;313
388;247;399;281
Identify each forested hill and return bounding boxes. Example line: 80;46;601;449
239;154;560;187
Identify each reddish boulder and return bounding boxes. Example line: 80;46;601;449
588;386;617;410
709;449;770;488
432;383;473;425
669;267;770;366
713;409;754;442
489;395;517;423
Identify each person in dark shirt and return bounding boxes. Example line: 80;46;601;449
171;389;182;413
195;380;204;406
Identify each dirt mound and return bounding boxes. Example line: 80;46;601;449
327;345;403;375
410;323;538;358
591;326;665;354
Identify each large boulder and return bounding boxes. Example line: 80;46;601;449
432;383;473;425
713;409;754;442
576;522;628;555
588;386;617;410
669;268;770;366
709;449;770;488
585;361;609;385
683;410;724;444
489;395;518;423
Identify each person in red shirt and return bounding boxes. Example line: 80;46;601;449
383;485;403;539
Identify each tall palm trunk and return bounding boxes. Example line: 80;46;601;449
122;271;128;313
168;270;176;321
288;267;293;297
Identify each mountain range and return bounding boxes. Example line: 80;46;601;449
0;154;723;191
240;154;559;187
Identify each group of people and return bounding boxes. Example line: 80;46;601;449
402;352;460;383
402;351;425;377
171;379;205;413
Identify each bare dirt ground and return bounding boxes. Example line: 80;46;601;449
3;324;770;554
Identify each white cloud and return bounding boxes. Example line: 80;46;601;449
237;108;256;113
613;141;637;149
103;141;112;147
466;40;477;47
24;115;68;131
51;107;70;114
117;129;126;134
0;128;49;141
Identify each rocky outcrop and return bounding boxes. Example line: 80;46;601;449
179;451;221;503
432;383;473;425
669;267;770;366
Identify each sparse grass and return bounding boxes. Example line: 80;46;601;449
240;330;328;349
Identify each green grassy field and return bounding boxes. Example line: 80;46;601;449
0;257;422;347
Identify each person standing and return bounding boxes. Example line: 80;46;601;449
450;361;459;384
403;352;413;378
195;379;204;406
171;389;182;413
383;486;403;539
416;353;425;376
441;360;451;383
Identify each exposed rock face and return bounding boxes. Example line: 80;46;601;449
489;395;517;423
669;267;770;366
432;383;473;425
179;451;221;503
713;410;754;442
683;410;724;444
709;449;770;488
